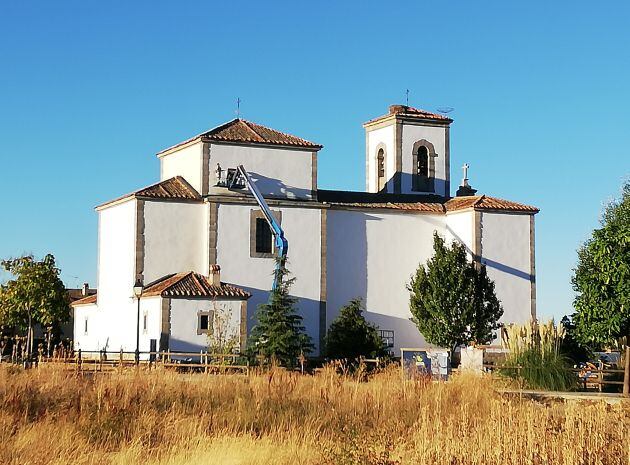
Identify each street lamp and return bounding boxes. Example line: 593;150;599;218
133;278;144;365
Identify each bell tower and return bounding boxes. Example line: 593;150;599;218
363;105;452;197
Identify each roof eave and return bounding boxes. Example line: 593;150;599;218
202;137;323;151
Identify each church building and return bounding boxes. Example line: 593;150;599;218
72;104;539;357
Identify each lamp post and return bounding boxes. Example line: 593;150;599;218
133;278;144;365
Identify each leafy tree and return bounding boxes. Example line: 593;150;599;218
572;180;630;349
408;232;503;352
247;262;313;367
325;297;384;359
0;254;70;357
559;315;592;363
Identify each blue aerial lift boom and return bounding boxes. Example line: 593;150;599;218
230;165;288;291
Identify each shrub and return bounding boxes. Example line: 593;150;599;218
325;298;384;360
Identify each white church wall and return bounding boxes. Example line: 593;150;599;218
480;212;533;325
366;124;395;192
92;199;145;352
143;200;207;284
97;199;136;305
215;203;323;353
445;210;475;258
169;298;242;353
400;124;448;196
159;142;204;193
209;143;315;200
326;209;445;354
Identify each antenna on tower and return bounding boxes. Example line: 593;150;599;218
236;97;241;119
405;89;410;106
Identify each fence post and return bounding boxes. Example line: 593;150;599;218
623;346;630;398
597;360;603;393
77;349;82;372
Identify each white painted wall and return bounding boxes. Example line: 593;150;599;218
97;199;136;299
400;124;448;196
480;212;533;325
326;209;445;353
160;142;204;193
215;203;323;353
143;200;207;283
445;211;475;258
169;298;243;353
73;296;161;358
73;303;98;352
209;143;315;199
366;124;395;193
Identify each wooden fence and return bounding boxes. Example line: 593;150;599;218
36;349;250;374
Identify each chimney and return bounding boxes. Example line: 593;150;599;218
82;283;90;296
209;265;221;286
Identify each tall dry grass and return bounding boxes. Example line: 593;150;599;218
0;364;627;465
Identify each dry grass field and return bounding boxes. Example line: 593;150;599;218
0;364;628;465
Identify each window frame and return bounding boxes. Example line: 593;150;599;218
197;310;214;336
411;140;436;193
250;209;282;259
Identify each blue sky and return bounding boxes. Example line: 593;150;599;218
1;1;628;320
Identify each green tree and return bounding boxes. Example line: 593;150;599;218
247;262;313;367
0;254;70;357
572;180;630;349
408;233;503;352
325;297;384;359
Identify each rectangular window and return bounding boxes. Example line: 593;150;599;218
250;210;281;258
255;218;273;254
143;313;148;334
84;317;88;335
197;311;213;335
379;330;394;349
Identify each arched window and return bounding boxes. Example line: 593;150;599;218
377;149;386;191
412;141;435;192
416;146;429;177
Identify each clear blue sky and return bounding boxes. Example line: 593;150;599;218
1;1;628;321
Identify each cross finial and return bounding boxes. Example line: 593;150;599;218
236;97;241;118
405;89;409;106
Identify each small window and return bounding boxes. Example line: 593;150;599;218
255;218;273;254
377;149;386;191
143;313;148;334
197;311;213;335
379;330;394;349
84;317;88;335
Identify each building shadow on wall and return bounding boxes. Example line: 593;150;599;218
444;225;533;282
247;172;312;200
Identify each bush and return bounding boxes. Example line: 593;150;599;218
325;298;384;360
501;320;576;391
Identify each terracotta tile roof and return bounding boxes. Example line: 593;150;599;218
135;176;201;200
445;195;539;213
71;294;97;306
329;202;444;213
96;176;201;210
365;105;453;126
143;272;250;299
159;119;322;154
